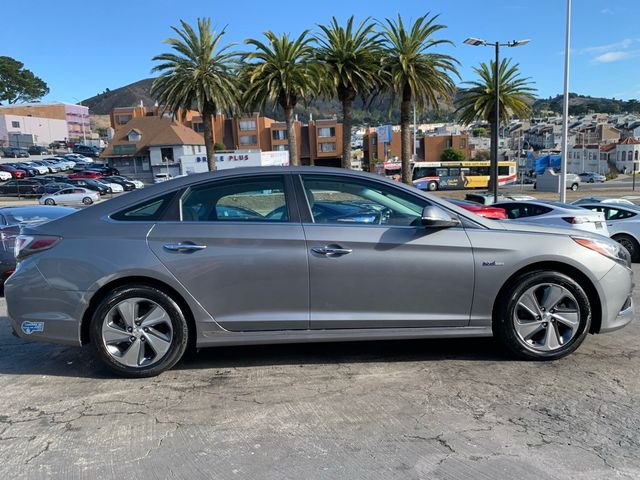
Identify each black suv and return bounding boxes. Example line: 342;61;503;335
27;146;49;155
3;147;29;158
72;145;101;158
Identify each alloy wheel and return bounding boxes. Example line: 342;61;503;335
513;283;580;352
101;298;174;368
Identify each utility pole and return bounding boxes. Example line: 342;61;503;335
559;0;572;202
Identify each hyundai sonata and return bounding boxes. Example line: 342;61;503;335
5;167;634;377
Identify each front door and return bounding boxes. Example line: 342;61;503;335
147;174;309;331
298;174;475;329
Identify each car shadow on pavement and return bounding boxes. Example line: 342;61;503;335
177;337;512;371
0;320;511;378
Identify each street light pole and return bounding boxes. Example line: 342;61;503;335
464;37;530;204
559;0;572;202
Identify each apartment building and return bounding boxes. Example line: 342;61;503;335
362;127;471;168
109;105;344;166
0;102;91;142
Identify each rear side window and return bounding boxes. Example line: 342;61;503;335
604;208;636;221
111;192;177;221
502;203;552;219
180;176;289;222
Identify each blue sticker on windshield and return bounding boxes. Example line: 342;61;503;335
21;321;44;335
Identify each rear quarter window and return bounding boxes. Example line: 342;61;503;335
111;192;178;221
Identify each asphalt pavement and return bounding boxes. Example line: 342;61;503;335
0;266;639;479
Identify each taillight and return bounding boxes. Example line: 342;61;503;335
562;216;591;224
14;235;61;259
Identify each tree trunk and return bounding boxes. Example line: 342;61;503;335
202;103;216;171
341;97;354;169
285;105;299;166
400;82;412;184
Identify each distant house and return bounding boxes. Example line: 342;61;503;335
101;116;206;183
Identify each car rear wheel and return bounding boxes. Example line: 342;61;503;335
427;181;438;191
494;271;591;360
571;183;579;191
82;197;93;205
44;198;55;205
89;285;189;377
612;234;639;262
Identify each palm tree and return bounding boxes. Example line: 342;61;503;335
455;58;536;125
316;16;382;169
243;31;318;166
379;14;459;184
151;18;239;171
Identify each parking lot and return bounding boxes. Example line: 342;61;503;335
0;264;638;479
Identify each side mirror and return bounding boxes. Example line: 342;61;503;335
421;205;461;228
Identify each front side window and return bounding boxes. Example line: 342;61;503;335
301;175;427;226
181;176;289;222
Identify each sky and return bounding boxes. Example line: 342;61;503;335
2;0;639;105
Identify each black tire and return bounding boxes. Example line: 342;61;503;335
427;181;438;191
571;183;579;191
89;284;189;378
612;234;640;262
44;198;55;205
493;271;591;361
533;183;537;190
82;197;93;205
589;179;594;183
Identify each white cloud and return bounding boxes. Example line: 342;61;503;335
593;51;630;63
581;38;637;55
600;8;614;15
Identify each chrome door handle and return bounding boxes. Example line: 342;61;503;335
163;243;207;252
311;245;352;256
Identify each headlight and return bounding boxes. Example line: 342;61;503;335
573;236;631;268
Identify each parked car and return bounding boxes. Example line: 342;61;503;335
578;172;606;183
572;197;635;206
494;200;608;235
35;182;75;195
0;179;40;196
39;187;100;206
154;173;173;183
0;171;11;181
94;179;124;193
68;170;103;180
3;147;29;158
22;162;49;175
0;206;76;287
30;160;59;174
102;176;136;191
0;165;27;179
44;157;73;170
88;165;120;176
6;167;633;377
447;199;507;220
11;162;39;177
72;144;101;158
64;154;93;163
465;193;537;206
65;178;111;195
27;145;49;155
109;175;144;189
579;203;640;261
533;170;581;191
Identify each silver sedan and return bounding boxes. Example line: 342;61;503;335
5;167;634;377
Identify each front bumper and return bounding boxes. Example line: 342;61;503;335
598;263;634;333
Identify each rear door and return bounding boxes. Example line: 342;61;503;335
146;174;309;331
297;174;475;329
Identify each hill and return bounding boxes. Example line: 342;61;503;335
83;79;639;122
533;94;639;115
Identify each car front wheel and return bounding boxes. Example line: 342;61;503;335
493;271;591;360
89;285;189;377
44;198;55;205
571;183;579;191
